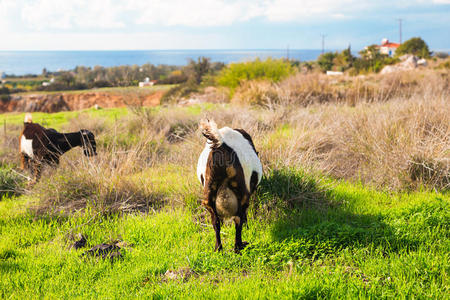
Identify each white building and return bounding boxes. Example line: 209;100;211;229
378;38;400;57
138;77;157;87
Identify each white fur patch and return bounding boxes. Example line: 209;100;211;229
220;127;262;192
197;127;262;193
20;135;34;158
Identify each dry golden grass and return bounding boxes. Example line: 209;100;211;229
2;68;448;214
232;68;449;107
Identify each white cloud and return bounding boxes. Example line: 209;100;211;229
132;0;264;27
0;0;447;32
20;0;126;30
262;0;363;21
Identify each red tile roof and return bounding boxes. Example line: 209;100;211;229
380;42;400;48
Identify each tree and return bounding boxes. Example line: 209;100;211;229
185;57;211;84
57;72;75;86
333;46;355;71
395;37;430;58
317;52;337;72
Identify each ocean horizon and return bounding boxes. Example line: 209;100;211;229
0;49;324;76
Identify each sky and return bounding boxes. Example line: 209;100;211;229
0;0;449;51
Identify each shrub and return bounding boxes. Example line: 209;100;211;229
160;82;198;104
157;73;188;85
91;80;112;88
184;57;212;84
254;167;330;214
217;58;294;90
395;37;431;58
0;87;10;95
317;52;337;72
0;165;25;198
436;60;450;69
434;52;449;59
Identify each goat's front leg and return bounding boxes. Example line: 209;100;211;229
20;153;29;171
30;162;42;185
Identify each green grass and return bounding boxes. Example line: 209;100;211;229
0;176;448;298
0;103;220;130
0;102;448;298
0;107;129;129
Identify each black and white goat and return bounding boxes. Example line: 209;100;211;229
197;119;262;252
19;113;97;182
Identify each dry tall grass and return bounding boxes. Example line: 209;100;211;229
232;68;449;107
2;68;448;214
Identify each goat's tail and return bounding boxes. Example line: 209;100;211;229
24;113;32;124
200;119;222;147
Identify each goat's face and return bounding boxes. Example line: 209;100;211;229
80;130;97;157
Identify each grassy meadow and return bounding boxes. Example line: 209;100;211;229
0;65;449;298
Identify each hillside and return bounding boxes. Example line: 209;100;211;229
0;66;449;298
0;86;170;113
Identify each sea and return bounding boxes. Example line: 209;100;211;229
0;49;323;76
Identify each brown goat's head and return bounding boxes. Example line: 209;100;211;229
80;129;97;157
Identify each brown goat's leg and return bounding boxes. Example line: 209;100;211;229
31;162;42;184
20;154;28;170
203;180;223;251
234;211;249;253
210;210;223;251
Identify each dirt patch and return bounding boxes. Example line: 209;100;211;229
0;90;164;113
162;267;198;282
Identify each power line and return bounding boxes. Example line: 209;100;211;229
320;34;327;54
397;18;403;44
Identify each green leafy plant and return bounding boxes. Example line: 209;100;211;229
395;37;431;58
217;58;295;90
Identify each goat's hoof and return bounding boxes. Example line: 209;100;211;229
234;241;249;254
214;244;223;252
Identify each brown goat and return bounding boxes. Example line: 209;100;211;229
19;113;97;182
197;119;262;253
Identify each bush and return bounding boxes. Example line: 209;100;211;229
317;52;337;72
217;58;295;90
160;82;198;104
395;37;431;58
91;80;112;88
0;165;25;198
434;52;449;59
157;73;188;85
353;45;399;74
0;87;10;95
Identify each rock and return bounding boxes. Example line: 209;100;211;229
326;71;344;76
163;268;196;282
402;55;418;68
399;54;413;61
381;55;418;74
417;58;427;66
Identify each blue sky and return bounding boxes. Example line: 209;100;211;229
1;0;449;51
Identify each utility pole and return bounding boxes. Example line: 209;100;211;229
397;18;403;44
320;34;327;54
